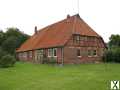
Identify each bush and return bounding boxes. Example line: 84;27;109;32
0;54;16;68
42;58;48;64
103;47;120;63
49;57;56;64
0;47;7;59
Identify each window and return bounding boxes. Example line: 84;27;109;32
80;36;86;41
19;53;22;58
88;50;92;57
48;49;52;57
93;50;97;56
29;51;32;58
48;48;57;57
77;49;81;57
76;35;80;41
76;35;80;43
88;50;97;57
53;48;57;57
73;34;80;44
87;36;95;41
23;52;27;58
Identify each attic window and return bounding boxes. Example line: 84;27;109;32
73;34;80;44
76;35;80;41
87;36;95;41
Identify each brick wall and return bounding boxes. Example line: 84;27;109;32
63;35;106;64
63;46;103;64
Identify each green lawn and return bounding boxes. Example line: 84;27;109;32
0;62;120;90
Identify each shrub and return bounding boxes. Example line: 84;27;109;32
0;47;7;59
0;54;16;68
42;58;48;64
103;47;120;63
49;57;56;64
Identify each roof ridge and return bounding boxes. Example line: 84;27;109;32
36;14;79;34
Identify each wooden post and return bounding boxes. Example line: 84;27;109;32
61;47;64;66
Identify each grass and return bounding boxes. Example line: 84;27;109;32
0;62;120;90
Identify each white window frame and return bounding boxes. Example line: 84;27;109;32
53;48;57;57
48;49;52;57
48;48;57;57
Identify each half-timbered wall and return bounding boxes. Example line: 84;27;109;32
63;34;106;64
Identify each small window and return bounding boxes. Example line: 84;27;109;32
77;49;81;57
74;35;80;44
29;51;32;57
87;36;95;41
76;35;80;41
93;50;97;56
88;50;92;56
48;49;53;57
48;48;57;57
53;48;57;57
37;50;43;56
73;35;80;43
23;52;27;58
19;53;22;58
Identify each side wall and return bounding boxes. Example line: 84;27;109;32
63;35;106;64
17;47;63;64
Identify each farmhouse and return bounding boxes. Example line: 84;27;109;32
16;14;106;64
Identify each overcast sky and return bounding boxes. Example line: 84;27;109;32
0;0;120;42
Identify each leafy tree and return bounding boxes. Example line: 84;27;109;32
5;27;21;37
1;27;30;55
2;36;18;54
109;34;120;48
0;27;29;68
103;47;120;63
103;34;120;63
0;30;5;46
0;47;7;59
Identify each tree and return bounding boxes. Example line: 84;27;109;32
5;27;21;37
103;47;120;63
2;36;18;54
1;27;30;55
0;27;30;68
0;47;7;59
103;34;120;63
109;34;120;48
0;30;5;46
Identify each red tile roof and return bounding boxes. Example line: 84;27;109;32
16;14;101;52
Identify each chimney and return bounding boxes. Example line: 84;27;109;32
34;26;37;34
67;14;70;19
